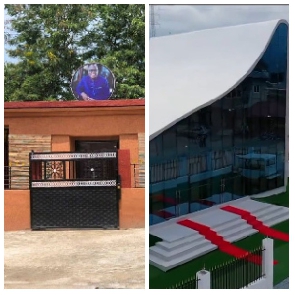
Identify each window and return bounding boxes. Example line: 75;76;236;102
212;150;232;170
164;160;178;180
189;155;207;174
150;160;179;183
150;164;163;183
253;85;260;93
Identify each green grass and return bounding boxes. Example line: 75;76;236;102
251;179;289;207
150;234;162;247
149;221;289;288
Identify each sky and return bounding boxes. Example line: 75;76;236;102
150;4;289;37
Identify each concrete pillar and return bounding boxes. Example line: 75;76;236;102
262;238;274;289
197;269;211;289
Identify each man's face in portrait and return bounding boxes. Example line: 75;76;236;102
88;65;99;79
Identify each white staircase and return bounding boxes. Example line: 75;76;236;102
149;197;289;272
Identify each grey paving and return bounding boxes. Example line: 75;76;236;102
274;278;289;289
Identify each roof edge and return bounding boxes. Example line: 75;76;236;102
149;19;288;141
4;99;145;109
151;19;288;41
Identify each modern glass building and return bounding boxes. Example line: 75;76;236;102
149;20;288;226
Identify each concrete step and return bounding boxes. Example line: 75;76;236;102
227;227;258;243
150;242;216;272
262;209;289;226
259;208;288;223
221;223;253;240
156;233;204;251
266;215;289;228
236;199;273;213
150;239;212;261
213;217;243;232
255;206;285;219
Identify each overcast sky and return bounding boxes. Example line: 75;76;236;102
150;4;289;37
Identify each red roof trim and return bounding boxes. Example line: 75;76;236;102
4;99;145;109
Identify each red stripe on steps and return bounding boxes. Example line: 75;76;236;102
221;205;289;242
177;219;278;265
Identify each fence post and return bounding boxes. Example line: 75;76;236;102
262;238;274;289
197;269;211;289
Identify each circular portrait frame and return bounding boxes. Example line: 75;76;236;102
70;63;116;101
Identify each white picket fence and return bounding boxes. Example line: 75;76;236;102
195;238;273;289
168;238;274;289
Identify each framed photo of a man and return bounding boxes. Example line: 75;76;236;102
71;63;116;100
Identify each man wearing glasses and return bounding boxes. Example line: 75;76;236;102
76;64;110;100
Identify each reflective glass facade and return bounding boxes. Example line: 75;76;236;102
149;23;288;226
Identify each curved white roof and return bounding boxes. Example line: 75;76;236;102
149;19;288;140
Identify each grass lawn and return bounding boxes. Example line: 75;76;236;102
150;181;289;289
251;180;289;207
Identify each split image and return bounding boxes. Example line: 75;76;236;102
149;4;289;289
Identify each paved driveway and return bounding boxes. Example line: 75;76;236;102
4;229;145;289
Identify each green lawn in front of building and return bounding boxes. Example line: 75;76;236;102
252;179;289;207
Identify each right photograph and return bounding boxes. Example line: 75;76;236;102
149;5;289;289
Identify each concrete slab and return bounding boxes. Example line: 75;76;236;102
190;209;238;228
149;223;196;242
5;229;145;289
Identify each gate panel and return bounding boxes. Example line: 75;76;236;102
31;187;118;229
29;152;119;229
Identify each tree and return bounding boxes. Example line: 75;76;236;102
4;4;145;101
80;4;145;99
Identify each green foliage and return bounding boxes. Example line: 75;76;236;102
4;4;145;101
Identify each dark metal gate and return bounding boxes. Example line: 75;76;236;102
29;151;120;230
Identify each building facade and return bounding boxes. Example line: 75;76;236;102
149;21;288;225
4;99;145;230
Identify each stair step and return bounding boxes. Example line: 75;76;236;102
221;223;252;239
213;217;243;232
259;209;289;224
150;239;211;261
150;243;216;271
156;234;204;251
263;212;289;227
227;228;258;243
255;206;285;219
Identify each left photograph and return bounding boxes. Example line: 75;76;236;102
4;4;145;289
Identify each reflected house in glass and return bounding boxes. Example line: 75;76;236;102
149;19;288;226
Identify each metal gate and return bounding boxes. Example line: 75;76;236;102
29;151;120;230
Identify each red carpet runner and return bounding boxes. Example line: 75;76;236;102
177;219;278;265
221;205;289;242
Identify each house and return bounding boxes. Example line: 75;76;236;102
4;99;145;230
